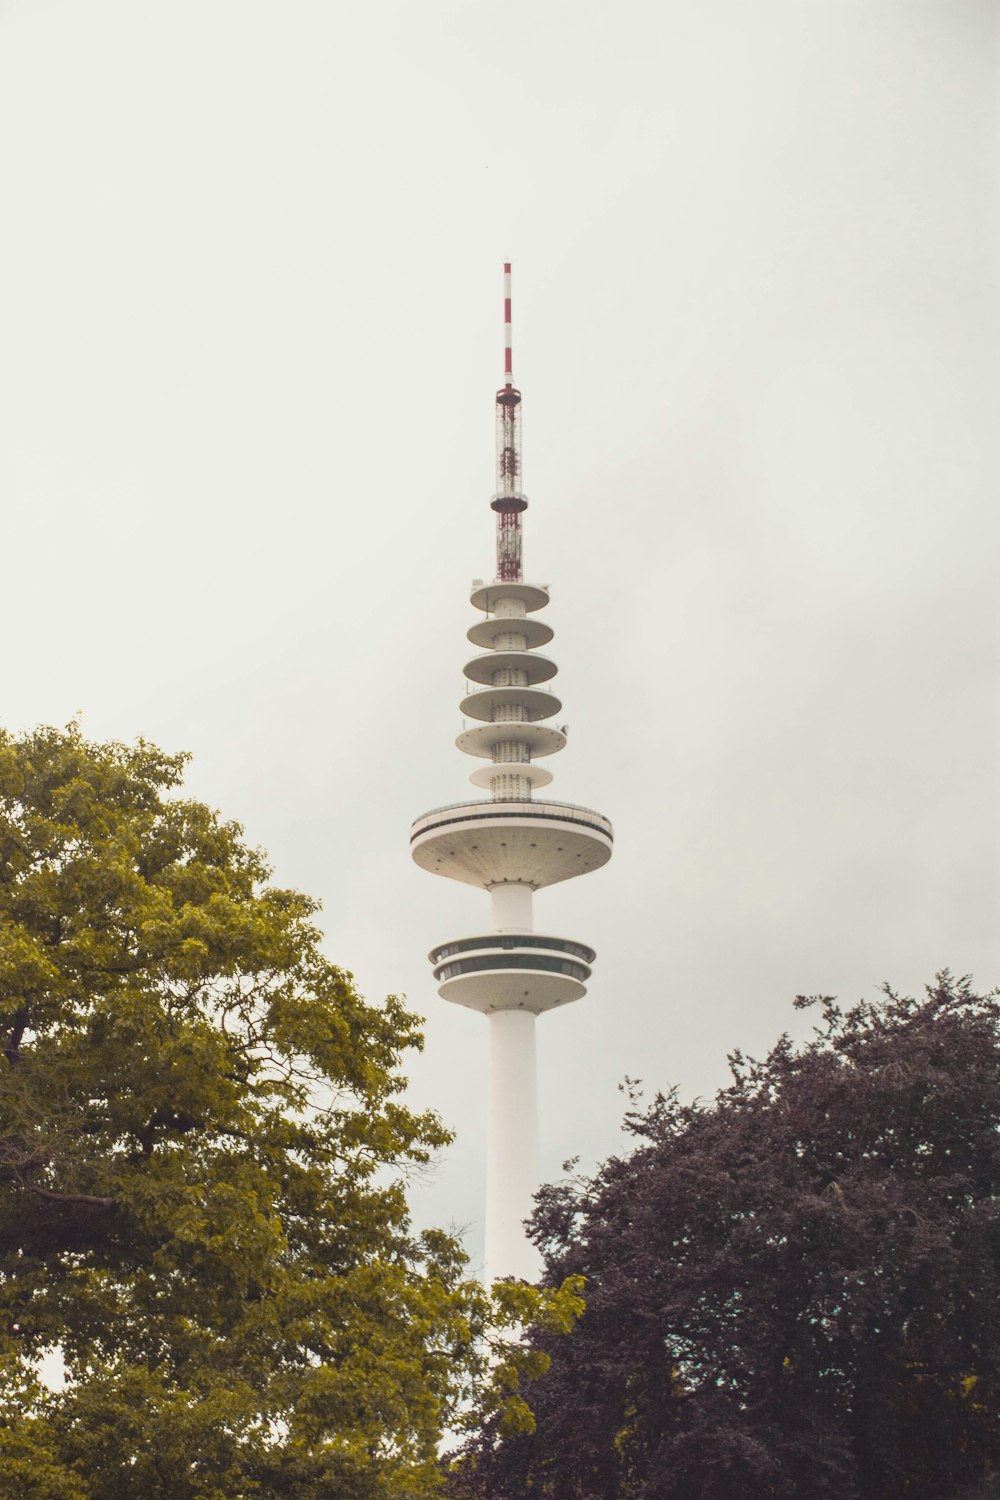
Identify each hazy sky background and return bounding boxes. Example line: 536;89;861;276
1;0;996;1270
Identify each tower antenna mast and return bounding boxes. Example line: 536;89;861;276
493;262;527;581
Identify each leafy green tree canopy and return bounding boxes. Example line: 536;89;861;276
457;974;1000;1500
0;724;578;1499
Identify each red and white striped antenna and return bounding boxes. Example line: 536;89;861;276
493;261;527;580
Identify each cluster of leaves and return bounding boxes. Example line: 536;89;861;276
0;724;579;1499
454;974;1000;1500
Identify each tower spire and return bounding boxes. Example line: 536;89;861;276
493;261;527;582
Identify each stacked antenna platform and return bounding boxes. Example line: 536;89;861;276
410;577;612;1016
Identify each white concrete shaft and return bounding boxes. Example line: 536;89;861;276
492;740;530;763
490;772;531;799
490;881;534;931
486;1007;540;1284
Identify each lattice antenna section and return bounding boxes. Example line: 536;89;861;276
491;262;527;581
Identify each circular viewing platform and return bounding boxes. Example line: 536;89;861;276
467;615;554;650
410;799;613;890
429;931;596;1014
469;580;550;614
459;685;562;724
455;722;566;759
463;649;557;686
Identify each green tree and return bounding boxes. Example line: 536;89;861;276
0;724;577;1499
457;975;1000;1500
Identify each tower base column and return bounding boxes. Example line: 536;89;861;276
485;1007;540;1284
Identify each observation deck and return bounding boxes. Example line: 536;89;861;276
410;798;613;890
429;932;597;1015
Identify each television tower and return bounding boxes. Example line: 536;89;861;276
410;265;612;1284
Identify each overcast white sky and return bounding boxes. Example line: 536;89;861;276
1;0;996;1270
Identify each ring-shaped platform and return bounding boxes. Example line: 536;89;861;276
410;799;613;890
455;723;567;759
437;965;588;1015
459;686;562;723
467;616;554;650
464;650;557;686
470;581;550;614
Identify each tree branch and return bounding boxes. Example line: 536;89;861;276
26;1184;114;1210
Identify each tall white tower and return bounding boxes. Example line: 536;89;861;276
411;265;612;1283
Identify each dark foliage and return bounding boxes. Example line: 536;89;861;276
454;975;1000;1500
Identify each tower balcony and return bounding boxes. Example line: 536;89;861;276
429;932;596;1014
454;721;567;759
463;649;558;686
467;615;554;651
469;580;549;614
459;685;562;723
410;799;613;889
